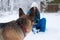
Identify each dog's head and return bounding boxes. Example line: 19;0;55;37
18;8;35;33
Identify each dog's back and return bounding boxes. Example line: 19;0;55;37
0;21;24;40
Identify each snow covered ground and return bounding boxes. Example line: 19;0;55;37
0;12;60;40
24;13;60;40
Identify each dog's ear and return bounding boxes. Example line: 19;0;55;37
19;8;25;17
27;7;35;22
28;12;35;22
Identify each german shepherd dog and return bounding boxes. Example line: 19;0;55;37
0;8;35;40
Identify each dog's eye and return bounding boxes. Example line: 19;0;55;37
23;19;26;22
19;18;28;25
20;18;26;23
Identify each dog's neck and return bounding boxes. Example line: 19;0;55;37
16;21;27;37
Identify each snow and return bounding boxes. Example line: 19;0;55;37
0;12;60;40
24;13;60;40
0;11;19;23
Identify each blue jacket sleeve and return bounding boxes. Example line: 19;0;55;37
37;11;40;19
34;11;40;23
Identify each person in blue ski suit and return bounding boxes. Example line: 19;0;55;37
27;2;46;33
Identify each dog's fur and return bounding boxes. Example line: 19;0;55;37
0;8;35;40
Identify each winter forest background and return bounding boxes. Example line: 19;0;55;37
0;0;60;15
0;0;41;17
0;0;40;13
